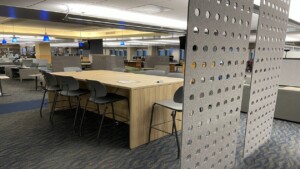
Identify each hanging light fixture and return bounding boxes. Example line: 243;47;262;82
11;21;18;43
43;26;50;42
2;38;7;44
1;24;6;44
78;31;84;47
120;29;125;46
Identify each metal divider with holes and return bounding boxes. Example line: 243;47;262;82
243;0;291;158
181;0;254;168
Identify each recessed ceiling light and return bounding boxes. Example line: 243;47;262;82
129;5;172;14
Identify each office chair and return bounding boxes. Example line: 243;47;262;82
40;72;60;118
148;86;183;159
50;75;88;131
79;80;130;140
145;70;166;76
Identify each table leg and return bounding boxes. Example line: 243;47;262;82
35;76;38;91
0;79;2;96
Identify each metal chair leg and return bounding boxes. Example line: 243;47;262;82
97;104;107;141
171;111;175;135
40;89;47;118
79;99;89;136
148;103;156;143
68;96;72;113
172;111;180;159
50;91;58;124
111;102;117;126
73;96;81;131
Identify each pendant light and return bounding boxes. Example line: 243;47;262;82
1;24;6;44
43;26;50;42
78;31;84;47
12;21;18;43
120;29;125;46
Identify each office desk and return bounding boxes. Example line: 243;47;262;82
50;70;183;149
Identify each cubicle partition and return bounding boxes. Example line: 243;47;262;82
144;56;169;68
51;56;81;72
90;54;124;70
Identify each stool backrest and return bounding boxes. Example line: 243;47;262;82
43;72;58;87
55;75;79;91
86;80;107;98
173;86;183;103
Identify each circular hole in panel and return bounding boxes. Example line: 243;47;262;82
211;61;216;68
214;30;219;36
232;17;236;24
195;8;200;16
213;46;217;52
204;28;209;35
203;46;208;52
191;62;197;69
234;2;238;9
206;11;211;18
215;13;220;20
220;61;224;66
225;0;230;6
201;77;205;83
193;45;198;51
193;27;199;33
224;16;228;22
190;78;196;85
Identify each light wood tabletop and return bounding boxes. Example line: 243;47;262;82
52;70;183;90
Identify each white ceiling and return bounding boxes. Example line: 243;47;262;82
0;0;300;43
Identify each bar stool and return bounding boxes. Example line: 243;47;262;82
148;86;183;159
79;79;130;140
40;72;60;118
50;75;88;131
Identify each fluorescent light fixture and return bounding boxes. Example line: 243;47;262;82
129;5;171;14
2;38;7;44
43;34;50;42
59;4;187;30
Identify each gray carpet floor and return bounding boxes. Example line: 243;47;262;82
1;78;300;169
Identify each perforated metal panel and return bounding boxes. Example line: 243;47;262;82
181;0;254;168
243;0;290;158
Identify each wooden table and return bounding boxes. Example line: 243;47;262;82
29;74;42;91
50;70;183;149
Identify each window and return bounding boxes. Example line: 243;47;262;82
143;50;148;56
180;49;185;60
